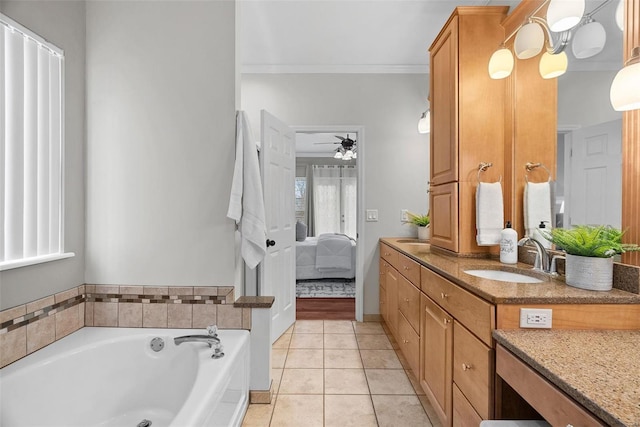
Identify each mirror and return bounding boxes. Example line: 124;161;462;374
555;0;623;229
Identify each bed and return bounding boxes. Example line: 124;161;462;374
296;233;356;280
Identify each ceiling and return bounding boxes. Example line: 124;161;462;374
296;132;355;157
240;0;623;74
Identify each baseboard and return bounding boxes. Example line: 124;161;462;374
249;381;274;404
363;314;382;322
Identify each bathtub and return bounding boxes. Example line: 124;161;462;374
0;327;250;427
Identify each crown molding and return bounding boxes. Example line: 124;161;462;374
241;64;428;74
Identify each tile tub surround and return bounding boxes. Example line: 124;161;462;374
0;284;252;369
242;320;440;427
494;329;640;427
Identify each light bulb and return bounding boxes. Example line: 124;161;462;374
546;0;585;32
515;22;544;59
611;54;640;111
334;151;343;159
488;47;514;79
539;51;568;79
572;20;606;59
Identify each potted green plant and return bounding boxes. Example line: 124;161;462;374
540;225;640;291
407;212;430;241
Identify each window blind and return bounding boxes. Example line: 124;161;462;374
1;14;65;267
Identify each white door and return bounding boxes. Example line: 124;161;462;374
567;119;622;228
259;110;296;343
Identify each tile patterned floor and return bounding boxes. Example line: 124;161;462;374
242;320;442;427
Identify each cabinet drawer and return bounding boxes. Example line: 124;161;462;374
398;253;420;284
397;311;420;376
380;243;399;269
453;321;493;420
398;275;420;334
379;258;388;290
453;384;483;427
421;266;494;345
496;345;605;427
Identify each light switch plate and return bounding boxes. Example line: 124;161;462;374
401;209;409;222
366;209;379;222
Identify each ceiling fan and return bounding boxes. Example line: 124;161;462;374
314;135;357;160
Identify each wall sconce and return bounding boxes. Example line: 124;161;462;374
488;0;611;81
610;47;640;111
418;109;430;134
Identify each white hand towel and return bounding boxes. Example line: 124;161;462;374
476;182;504;246
524;181;552;237
227;111;267;269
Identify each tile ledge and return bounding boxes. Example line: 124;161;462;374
234;296;275;308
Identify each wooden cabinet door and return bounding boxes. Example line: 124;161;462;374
453;384;483;427
386;266;399;335
430;16;458;186
420;294;453;427
429;182;459;252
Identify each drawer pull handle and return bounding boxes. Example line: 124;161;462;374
443;318;451;324
441;292;449;299
462;363;473;371
403;339;409;344
404;298;410;302
403;266;409;270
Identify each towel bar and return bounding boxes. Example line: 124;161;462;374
525;162;551;182
477;162;502;183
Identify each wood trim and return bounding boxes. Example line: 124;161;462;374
496;304;640;330
496;345;605;427
501;0;547;38
622;0;640;266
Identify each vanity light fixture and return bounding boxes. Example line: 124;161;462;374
488;46;514;79
610;46;640;111
572;17;606;59
615;0;624;31
418;109;430;134
514;21;545;59
539;51;568;78
546;0;586;32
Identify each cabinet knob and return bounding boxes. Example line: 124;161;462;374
405;298;410;302
403;339;409;344
462;363;473;371
443;318;451;324
403;266;409;270
441;292;449;299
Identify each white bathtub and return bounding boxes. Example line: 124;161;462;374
0;327;250;427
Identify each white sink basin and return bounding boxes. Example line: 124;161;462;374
463;269;544;283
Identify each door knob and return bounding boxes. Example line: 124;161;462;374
266;239;276;248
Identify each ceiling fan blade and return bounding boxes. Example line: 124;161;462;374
313;142;340;144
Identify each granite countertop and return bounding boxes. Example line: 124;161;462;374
493;329;640;427
380;238;640;305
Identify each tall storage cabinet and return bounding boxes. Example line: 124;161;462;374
429;7;508;254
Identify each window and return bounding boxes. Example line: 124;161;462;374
1;14;72;270
295;177;307;222
312;165;357;239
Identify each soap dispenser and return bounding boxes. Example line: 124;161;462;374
500;221;518;264
533;221;552;249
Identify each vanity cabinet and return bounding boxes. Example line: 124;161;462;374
429;6;508;255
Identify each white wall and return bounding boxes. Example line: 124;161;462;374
0;1;86;310
85;1;237;288
242;73;430;315
558;70;622;128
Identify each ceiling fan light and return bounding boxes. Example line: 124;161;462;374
611;52;640;111
514;22;544;59
418;110;430;134
334;151;343;159
572;20;606;59
488;47;514;79
539;51;568;79
615;0;624;32
546;0;585;32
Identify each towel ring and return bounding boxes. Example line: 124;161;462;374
525;162;551;183
477;162;502;183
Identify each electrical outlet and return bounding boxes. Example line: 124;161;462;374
401;209;409;222
519;308;552;328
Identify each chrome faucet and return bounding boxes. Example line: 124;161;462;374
518;236;551;273
174;325;224;359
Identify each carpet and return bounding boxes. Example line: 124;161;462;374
296;279;355;298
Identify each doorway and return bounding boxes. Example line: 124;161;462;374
292;126;365;321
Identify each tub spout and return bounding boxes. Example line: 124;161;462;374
174;325;224;358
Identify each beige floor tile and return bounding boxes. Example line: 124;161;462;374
324;368;370;394
323;320;355;334
356;334;393;350
285;349;324;368
365;369;415;395
372;395;432;427
270;394;324;427
272;333;292;349
395;349;411;369
272;349;288;369
272;368;283;394
279;368;324;394
360;349;403;369
419;395;444;427
241;401;275;427
289;333;324;349
293;320;324;334
325;349;363;369
325;395;378;427
353;321;385;334
324;333;358;349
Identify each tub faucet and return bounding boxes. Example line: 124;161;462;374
174;325;224;359
518;236;551;273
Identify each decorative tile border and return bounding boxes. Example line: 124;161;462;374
0;284;251;369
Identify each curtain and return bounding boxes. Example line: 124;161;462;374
312;165;357;239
